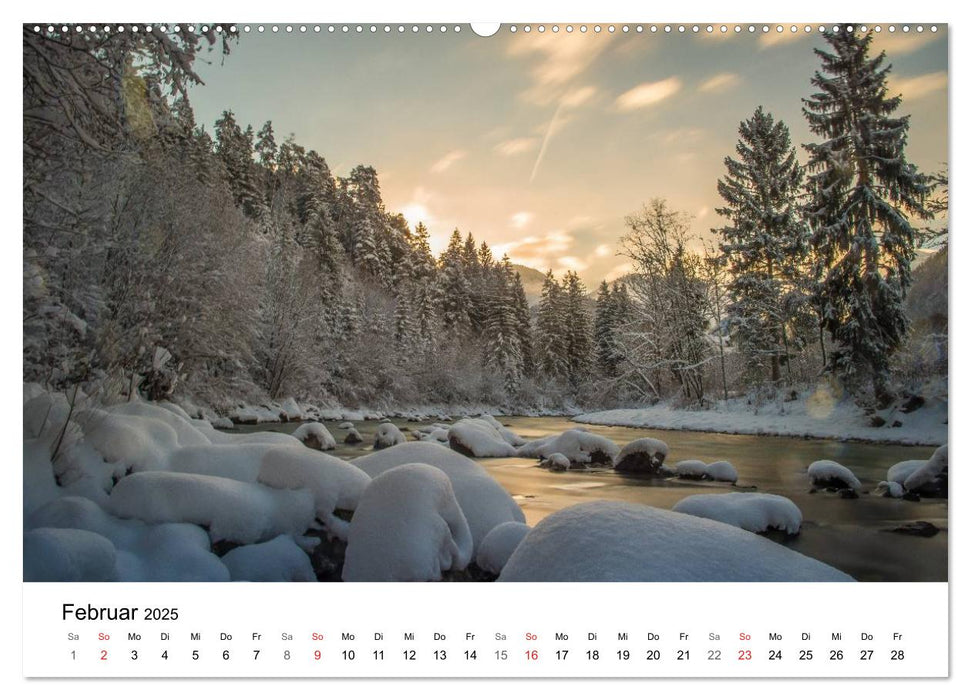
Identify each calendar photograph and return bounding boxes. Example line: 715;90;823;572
23;22;948;586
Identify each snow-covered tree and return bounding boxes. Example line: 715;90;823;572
803;28;931;404
715;107;807;387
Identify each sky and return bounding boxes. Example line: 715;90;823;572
188;25;948;286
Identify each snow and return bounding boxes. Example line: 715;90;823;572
475;522;531;574
107;471;316;544
221;535;316;582
351;442;525;552
342;463;473;581
498;501;853;582
541;452;572;471
24;527;118;582
877;481;905;498
808;460;862;491
614;437;669;473
27;496;229;581
344;427;363;444
903;444;947;493
338;421;355;430
574;391;947;446
672;493;802;534
166;444;269;481
374;422;406;449
517;429;620;466
258;447;370;539
472;414;526;446
291;422;337;450
447;418;519;458
674;459;738;483
887;459;924;485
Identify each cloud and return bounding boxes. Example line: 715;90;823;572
871;30;943;57
430;150;466;174
556;256;589;272
561;85;598;109
507;32;612;105
758;28;810;48
604;261;634;282
658;127;707;144
510;212;534;229
495;137;539;156
615;77;682;111
594;244;612;257
699;73;740;93
888;71;947;101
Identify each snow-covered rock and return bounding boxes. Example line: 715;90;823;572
887;460;923;486
674;459;738;483
258;447;370;539
374;422;406;450
27;496;230;581
498;501;853;582
344;427;363;444
222;535;315;582
107;472;316;545
338;421;355;430
278;397;305;422
291;422;337;451
541;452;571;472
808;460;862;491
476;522;531;574
672;493;802;535
614;437;669;474
24;527;118;582
473;414;526;446
448;418;519;458
342;464;473;581
351;442;525;552
876;481;905;498
517;429;619;466
903;444;947;496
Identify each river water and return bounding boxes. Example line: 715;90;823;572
225;415;947;582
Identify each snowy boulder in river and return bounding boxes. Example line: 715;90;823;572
476;522;531;575
344;427;363;444
876;480;905;499
291;422;336;451
352;442;525;554
517;429;619;467
374;422;407;450
541;452;571;472
342;463;473;582
672;493;802;535
24;527;118;582
614;437;669;475
472;414;526;446
498;501;853;582
221;535;316;582
674;459;738;483
107;471;316;545
448;418;519;458
903;444;947;497
808;460;862;492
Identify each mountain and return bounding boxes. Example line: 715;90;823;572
510;264;548;306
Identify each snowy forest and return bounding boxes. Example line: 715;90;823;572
24;25;947;416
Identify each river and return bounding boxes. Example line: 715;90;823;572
224;415;947;582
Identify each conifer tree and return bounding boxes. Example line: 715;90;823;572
563;271;593;386
536;270;568;380
803;28;930;403
715;106;806;386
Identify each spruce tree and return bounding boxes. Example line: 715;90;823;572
563;271;593;386
803;28;930;404
536;270;568;380
594;280;617;377
715;106;806;386
511;272;534;377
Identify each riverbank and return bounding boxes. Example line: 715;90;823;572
574;389;947;447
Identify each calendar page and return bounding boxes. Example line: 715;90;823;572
19;0;955;687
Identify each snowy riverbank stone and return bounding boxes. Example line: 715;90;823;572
292;422;337;451
613;437;670;474
672;493;802;535
107;471;316;545
541;453;571;472
807;460;862;492
517;429;619;467
351;442;525;553
498;501;853;582
448;418;519;458
344;427;363;444
222;535;316;582
374;422;407;450
476;522;531;574
342;463;473;581
674;459;738;483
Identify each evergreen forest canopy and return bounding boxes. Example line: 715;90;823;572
23;25;948;413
